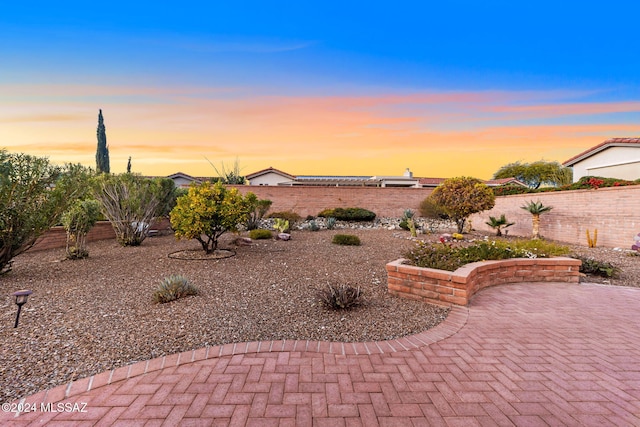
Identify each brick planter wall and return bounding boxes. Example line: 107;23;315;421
386;257;581;306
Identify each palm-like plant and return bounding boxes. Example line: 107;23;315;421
485;214;515;236
521;201;553;239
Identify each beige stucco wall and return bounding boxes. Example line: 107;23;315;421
248;172;294;186
572;146;640;182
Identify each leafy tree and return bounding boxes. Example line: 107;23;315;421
493;160;571;189
485;214;515;236
0;151;91;274
96;109;110;174
428;177;495;233
61;199;102;259
521;200;553;239
170;181;254;253
93;173;172;246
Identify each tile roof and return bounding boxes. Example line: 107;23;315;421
563;138;640;166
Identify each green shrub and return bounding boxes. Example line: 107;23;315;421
268;211;302;225
404;239;570;271
399;219;410;230
318;207;376;221
317;283;363;310
249;229;272;239
332;234;361;246
153;275;199;304
492;185;533;196
572;255;620;278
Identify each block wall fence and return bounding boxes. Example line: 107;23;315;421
29;184;640;251
469;185;640;249
228;185;435;218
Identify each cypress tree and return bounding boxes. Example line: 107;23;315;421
96;109;110;174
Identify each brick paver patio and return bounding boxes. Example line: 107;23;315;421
3;282;640;426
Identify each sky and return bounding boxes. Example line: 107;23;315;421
1;1;640;180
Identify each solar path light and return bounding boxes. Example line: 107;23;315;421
12;289;32;328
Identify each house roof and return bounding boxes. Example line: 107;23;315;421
484;177;528;187
246;167;296;180
563;138;640;167
418;177;447;186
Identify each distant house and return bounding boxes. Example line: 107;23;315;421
245;167;525;188
245;167;297;186
166;172;210;188
563;138;640;182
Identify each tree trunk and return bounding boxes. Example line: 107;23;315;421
532;214;541;239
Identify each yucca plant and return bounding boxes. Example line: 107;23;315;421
153;275;199;304
521;201;553;239
485;214;515;236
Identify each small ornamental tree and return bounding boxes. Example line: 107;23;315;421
93;173;172;246
428;177;495;233
61;199;102;259
521;200;553;239
170;181;254;253
0;151;91;274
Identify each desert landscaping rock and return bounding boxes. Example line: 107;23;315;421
1;228;636;404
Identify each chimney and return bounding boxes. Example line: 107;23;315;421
404;168;413;178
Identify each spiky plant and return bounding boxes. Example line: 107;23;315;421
521;201;553;239
485;214;515;236
153;275;199;304
317;283;363;310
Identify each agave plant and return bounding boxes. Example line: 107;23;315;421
521;201;553;239
485;214;515;237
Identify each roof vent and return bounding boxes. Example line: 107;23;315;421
404;168;413;178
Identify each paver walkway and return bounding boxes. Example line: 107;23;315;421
3;282;640;426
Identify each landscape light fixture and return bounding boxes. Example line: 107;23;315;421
12;289;32;328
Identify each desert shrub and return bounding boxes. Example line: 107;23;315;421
273;218;290;233
317;283;363;310
153;274;199;304
404;239;570;271
326;217;337;230
332;234;361;246
403;241;463;271
306;215;315;221
0;152;92;274
170;181;254;253
429;177;495;233
249;229;272;239
572;255;620;278
492;185;534;196
268;211;302;225
94;173;173;246
245;195;272;230
61;199;102;259
318;207;376;222
308;220;320;231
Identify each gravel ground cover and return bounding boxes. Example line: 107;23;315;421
1;227;637;404
0;229;447;404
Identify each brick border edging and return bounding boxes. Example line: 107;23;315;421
387;257;582;306
10;305;468;413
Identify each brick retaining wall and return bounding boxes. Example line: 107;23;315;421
387;257;581;306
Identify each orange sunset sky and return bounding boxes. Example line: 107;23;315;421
2;2;640;180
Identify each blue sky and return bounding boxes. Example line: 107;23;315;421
1;1;639;178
